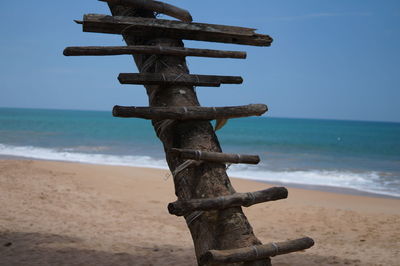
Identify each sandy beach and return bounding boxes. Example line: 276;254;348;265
0;159;399;265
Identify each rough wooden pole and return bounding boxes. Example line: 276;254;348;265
63;45;247;59
169;148;261;164
118;73;243;86
168;187;288;216
112;104;267;120
80;14;273;46
107;3;271;265
99;0;193;22
200;237;315;265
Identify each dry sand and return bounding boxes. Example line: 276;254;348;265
0;159;399;265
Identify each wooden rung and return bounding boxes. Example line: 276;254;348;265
118;73;243;87
112;104;268;120
199;237;315;265
63;45;247;59
169;148;260;164
98;0;193;23
80;14;273;46
168;187;288;216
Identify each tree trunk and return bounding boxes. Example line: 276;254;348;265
107;4;271;265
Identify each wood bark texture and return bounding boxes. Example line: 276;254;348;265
63;45;247;58
168;187;288;216
99;0;193;22
118;73;243;86
112;104;267;120
80;13;273;46
107;3;271;266
169;148;260;164
200;237;315;265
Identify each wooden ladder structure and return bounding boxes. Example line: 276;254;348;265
64;1;314;265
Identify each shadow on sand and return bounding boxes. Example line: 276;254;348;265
0;231;193;266
1;231;363;266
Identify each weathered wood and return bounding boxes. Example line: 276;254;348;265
99;0;193;22
63;45;247;59
118;73;243;87
80;14;273;46
168;187;288;216
106;4;272;265
169;148;260;164
113;104;268;120
200;237;314;265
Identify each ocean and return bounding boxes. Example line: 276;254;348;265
1;107;399;198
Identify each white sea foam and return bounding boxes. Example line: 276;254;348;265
1;143;399;197
0;144;168;169
228;164;400;197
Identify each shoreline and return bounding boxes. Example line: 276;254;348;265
1;159;399;265
0;154;398;199
251;179;400;199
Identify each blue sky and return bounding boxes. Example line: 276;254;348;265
0;0;399;122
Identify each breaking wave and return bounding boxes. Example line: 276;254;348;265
1;143;399;198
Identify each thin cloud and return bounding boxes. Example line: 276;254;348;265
273;12;372;21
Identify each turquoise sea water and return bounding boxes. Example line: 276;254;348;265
1;107;399;197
